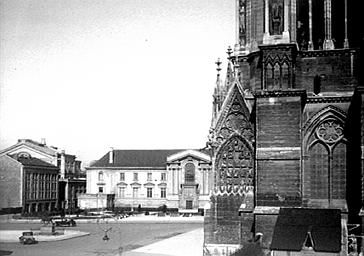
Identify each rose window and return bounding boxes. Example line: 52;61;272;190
316;120;343;144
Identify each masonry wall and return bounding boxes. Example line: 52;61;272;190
204;194;253;246
255;214;278;250
295;50;358;93
0;156;22;209
255;95;302;206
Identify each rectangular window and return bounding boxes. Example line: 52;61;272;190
147;188;153;198
119;187;125;197
133;173;138;181
161;173;166;181
120;172;125;181
161;187;166;198
98;187;104;193
147;172;152;181
133;187;138;198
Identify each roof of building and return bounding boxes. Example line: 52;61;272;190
16;156;59;169
0;139;58;156
270;208;341;253
91;149;210;168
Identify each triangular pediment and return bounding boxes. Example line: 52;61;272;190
167;149;211;163
116;182;128;187
143;182;155;187
0;141;57;161
130;182;141;187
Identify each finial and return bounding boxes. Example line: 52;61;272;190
215;58;222;76
226;46;233;57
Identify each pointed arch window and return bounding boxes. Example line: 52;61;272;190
273;63;280;89
306;118;347;203
215;136;253;187
266;63;274;89
281;62;290;89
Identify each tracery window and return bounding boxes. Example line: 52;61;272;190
307;118;347;201
216;136;253;187
316;120;343;144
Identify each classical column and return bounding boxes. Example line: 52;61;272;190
171;168;175;195
323;0;334;50
308;0;313;50
343;0;349;48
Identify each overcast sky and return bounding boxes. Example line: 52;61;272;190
0;0;235;164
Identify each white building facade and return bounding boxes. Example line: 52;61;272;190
78;149;213;212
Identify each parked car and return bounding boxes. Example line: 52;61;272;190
19;231;37;244
54;218;76;227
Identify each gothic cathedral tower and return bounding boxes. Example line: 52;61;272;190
204;0;363;255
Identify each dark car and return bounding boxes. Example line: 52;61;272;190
54;218;76;227
19;231;37;245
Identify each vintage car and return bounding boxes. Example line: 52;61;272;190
19;231;37;244
54;218;76;227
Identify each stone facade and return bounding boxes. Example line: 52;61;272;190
204;0;363;255
78;149;212;212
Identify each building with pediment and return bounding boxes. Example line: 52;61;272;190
203;0;363;255
78;149;213;212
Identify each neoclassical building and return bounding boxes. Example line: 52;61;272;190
78;149;212;212
203;0;363;255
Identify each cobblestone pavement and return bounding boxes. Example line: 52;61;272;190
0;222;202;256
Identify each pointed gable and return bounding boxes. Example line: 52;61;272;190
212;83;254;147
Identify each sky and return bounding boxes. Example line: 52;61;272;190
0;0;235;165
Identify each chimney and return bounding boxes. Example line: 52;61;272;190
41;138;46;145
109;147;114;164
60;150;66;179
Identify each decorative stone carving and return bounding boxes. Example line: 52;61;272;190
216;137;253;187
316;120;344;144
214;97;254;148
270;0;284;35
239;0;247;46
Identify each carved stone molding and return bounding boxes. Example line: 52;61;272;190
316;120;344;144
215;137;253;188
